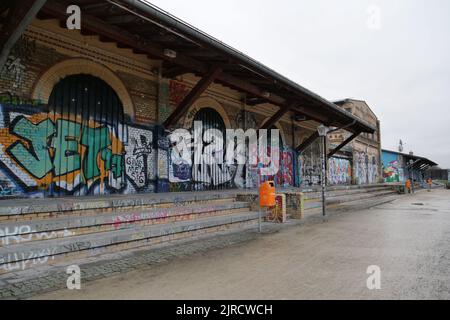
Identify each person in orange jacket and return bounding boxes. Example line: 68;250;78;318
427;178;433;191
405;179;412;194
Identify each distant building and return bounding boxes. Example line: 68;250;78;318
381;150;437;183
328;99;382;185
0;2;375;198
425;167;449;181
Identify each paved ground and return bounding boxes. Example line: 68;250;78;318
29;189;450;300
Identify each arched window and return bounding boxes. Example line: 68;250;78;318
192;107;228;190
47;74;126;196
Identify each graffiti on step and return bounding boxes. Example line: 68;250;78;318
0;248;57;272
0;224;75;246
0;104;156;197
0;242;92;272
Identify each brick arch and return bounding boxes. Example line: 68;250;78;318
31;58;134;117
183;96;231;129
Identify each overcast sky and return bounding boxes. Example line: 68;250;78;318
149;0;450;168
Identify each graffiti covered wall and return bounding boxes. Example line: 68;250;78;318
328;157;352;185
259;147;296;188
0;103;156;198
298;140;321;187
168;126;296;191
354;151;379;184
381;151;401;183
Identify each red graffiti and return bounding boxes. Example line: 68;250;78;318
169;80;189;106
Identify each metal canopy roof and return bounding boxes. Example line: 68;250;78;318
35;0;376;133
382;149;438;169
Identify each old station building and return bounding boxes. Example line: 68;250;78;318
0;0;375;199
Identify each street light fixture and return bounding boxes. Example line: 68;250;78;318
317;124;329;219
317;124;329;137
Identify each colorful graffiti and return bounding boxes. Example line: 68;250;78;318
260;148;295;188
298;141;321;186
328;157;351;185
0;104;155;197
382;151;401;183
168;128;295;191
355;151;379;184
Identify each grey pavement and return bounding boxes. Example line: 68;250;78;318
30;189;450;300
0;190;401;300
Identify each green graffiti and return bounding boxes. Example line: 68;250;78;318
8;116;55;179
101;149;123;179
81;126;111;180
53;119;81;176
80;126;123;180
6;115;125;187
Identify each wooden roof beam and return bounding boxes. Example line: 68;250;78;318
0;0;47;70
327;131;360;158
162;66;190;78
40;1;337;130
296;131;320;153
259;102;295;130
163;67;222;127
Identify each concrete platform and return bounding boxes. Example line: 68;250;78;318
0;183;415;277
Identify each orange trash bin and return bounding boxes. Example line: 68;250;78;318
259;181;276;207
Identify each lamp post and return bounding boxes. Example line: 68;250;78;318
409;159;414;194
317;124;329;218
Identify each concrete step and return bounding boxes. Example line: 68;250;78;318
306;193;399;215
0;201;251;246
304;186;395;200
302;183;394;193
0;191;238;219
304;189;397;210
0;211;260;274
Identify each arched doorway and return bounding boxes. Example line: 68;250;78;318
191;107;231;190
47;74;126;196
